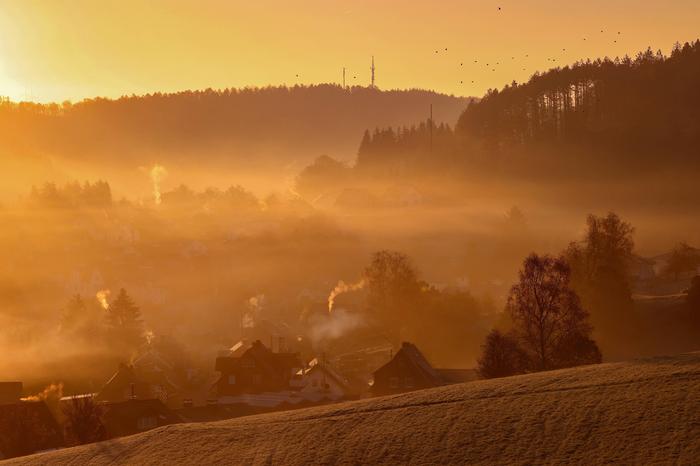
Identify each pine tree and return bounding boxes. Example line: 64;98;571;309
106;288;145;349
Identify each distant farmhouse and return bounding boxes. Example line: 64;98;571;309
372;342;476;396
214;340;351;407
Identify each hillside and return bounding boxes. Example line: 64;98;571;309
10;351;700;465
0;86;470;198
354;40;700;182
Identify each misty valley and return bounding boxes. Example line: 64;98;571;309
0;17;699;464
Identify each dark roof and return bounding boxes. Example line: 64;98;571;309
305;363;350;390
216;340;302;376
0;382;22;404
97;363;180;403
373;342;444;387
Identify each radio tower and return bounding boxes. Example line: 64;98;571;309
370;56;376;88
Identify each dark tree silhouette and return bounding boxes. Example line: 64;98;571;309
506;253;600;370
477;329;527;378
565;213;637;358
664;243;700;280
62;396;106;446
106;288;145;350
363;250;422;342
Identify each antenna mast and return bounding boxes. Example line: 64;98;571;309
343;67;346;89
371;56;376;88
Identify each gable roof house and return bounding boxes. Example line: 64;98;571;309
372;342;477;396
297;358;350;402
214;340;303;403
96;361;182;408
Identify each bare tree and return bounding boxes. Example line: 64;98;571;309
507;253;599;370
62;396;106;446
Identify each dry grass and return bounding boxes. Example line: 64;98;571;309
8;352;700;465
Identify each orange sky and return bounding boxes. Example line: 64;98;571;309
0;0;699;102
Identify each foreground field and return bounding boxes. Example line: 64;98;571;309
9;352;700;465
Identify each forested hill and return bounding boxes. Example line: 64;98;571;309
355;40;700;177
457;40;700;159
0;85;470;166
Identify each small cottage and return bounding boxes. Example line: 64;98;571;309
372;342;477;396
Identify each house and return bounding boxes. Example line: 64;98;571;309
334;342;394;395
96;362;181;408
0;401;64;459
372;342;477;396
296;358;350;402
215;340;303;399
100;399;182;439
0;382;22;404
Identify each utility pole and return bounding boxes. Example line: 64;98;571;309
429;104;433;153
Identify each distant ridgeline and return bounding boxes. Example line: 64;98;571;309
355;40;700;177
0;85;470;164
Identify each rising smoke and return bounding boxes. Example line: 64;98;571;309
95;289;111;310
327;279;366;313
309;309;364;344
150;164;167;205
243;294;265;328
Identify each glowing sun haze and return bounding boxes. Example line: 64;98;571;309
0;0;698;102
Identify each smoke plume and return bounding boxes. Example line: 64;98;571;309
242;294;265;328
309;309;364;344
328;279;365;313
150;164;167;205
96;289;111;310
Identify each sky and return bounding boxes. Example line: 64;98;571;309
0;0;699;102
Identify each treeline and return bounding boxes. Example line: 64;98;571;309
0;85;468;164
29;181;112;209
479;212;700;378
350;40;700;179
458;41;700;160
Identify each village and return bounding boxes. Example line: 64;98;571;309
0;324;475;459
2;237;699;460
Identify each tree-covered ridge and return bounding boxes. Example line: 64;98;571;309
457;40;700;155
354;40;700;177
0;84;470;164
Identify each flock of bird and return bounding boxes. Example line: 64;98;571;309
434;7;626;87
293;6;625;89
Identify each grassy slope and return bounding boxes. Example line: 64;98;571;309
9;352;700;465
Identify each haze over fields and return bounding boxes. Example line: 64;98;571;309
1;1;700;463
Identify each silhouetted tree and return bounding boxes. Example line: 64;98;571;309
506;253;600;370
565;213;637;359
295;155;351;199
62;396;106;446
477;329;527;378
664;243;700;280
106;288;145;350
363;250;422;342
